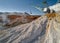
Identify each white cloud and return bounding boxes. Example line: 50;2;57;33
49;3;60;12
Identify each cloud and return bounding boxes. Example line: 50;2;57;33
49;3;60;12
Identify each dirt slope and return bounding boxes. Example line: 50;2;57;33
0;13;60;43
5;15;40;27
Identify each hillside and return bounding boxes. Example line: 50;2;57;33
0;13;60;43
5;15;40;27
0;12;40;28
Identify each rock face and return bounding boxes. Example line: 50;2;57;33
0;13;60;43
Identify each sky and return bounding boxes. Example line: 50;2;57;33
0;0;58;15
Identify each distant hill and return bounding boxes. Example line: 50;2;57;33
0;12;30;15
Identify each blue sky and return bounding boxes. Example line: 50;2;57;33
0;0;58;15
